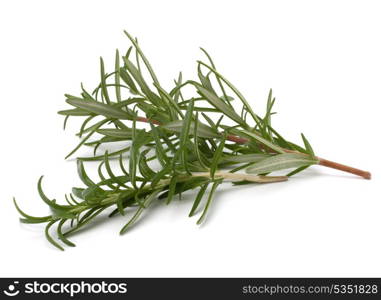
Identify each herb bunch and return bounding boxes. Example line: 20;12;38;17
14;31;371;250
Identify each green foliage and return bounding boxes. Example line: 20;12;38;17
14;31;322;250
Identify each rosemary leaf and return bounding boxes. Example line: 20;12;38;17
246;153;318;175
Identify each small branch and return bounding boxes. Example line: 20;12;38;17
317;157;371;180
134;115;372;180
226;134;248;144
136;116;160;125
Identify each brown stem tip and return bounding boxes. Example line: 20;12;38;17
317;157;371;180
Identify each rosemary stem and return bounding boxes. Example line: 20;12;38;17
136;116;160;125
226;135;248;144
281;149;371;179
133;115;371;180
317;157;371;180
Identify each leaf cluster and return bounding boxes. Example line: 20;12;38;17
14;31;318;250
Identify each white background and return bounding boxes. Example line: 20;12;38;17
0;0;380;277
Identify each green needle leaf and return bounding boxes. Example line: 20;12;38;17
287;165;310;177
65;118;111;159
58;108;92;116
122;57;162;107
37;176;70;212
45;220;65;251
246;153;318;175
193;112;208;170
13;197;52;223
138;149;156;179
222;153;270;164
123;30;160;86
210;135;226;179
100;57;111;104
234;128;285;154
66;97;132;120
77;160;97;187
96;128;134;138
149;123;169;168
197;61;262;127
104;151;128;188
161;120;220;139
301;133;315;156
115;49;122;103
57;219;76;247
197;179;222;225
166;176;178;205
195;85;246;127
199;48;232;108
119;68;139;95
177;98;195;173
120;189;162;234
189;182;209;217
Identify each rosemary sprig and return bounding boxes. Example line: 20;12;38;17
14;31;371;250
